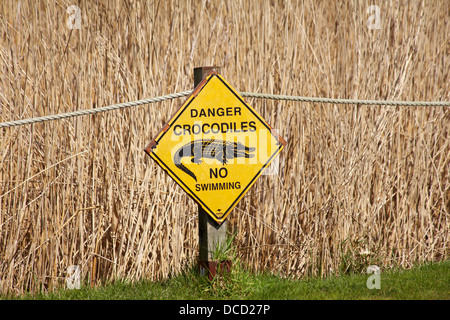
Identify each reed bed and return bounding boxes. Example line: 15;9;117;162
0;0;448;295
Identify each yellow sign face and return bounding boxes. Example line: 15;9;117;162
145;72;286;224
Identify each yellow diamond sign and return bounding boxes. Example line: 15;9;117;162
145;72;286;224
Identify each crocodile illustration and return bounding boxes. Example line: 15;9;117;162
173;138;255;181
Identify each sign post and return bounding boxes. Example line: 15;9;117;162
144;66;286;279
194;67;231;279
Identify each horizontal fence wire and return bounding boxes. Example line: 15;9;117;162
240;92;450;107
0;91;192;129
1;90;449;129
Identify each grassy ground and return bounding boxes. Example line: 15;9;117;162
9;260;449;300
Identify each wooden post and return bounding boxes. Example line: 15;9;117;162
194;66;231;279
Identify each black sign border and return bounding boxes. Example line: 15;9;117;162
149;74;283;223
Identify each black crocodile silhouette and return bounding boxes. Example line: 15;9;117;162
173;138;255;182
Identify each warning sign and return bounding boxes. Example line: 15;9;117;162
145;72;286;224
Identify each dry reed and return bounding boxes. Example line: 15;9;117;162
0;0;449;295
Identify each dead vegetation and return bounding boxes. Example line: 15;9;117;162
0;0;448;295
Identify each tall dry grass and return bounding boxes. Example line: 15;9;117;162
0;0;449;294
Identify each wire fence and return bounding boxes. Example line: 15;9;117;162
1;90;449;129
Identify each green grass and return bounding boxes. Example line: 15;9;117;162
252;262;449;300
6;260;449;300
